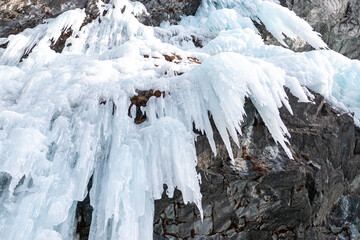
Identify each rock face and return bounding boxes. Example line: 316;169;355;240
0;0;88;38
137;0;202;26
0;0;201;39
153;90;360;239
279;0;360;59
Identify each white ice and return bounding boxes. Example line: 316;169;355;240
0;0;359;239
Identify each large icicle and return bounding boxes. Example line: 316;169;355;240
198;0;328;49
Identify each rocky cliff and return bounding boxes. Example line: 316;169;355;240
281;0;360;60
1;1;360;239
154;89;360;239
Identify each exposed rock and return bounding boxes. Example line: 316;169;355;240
289;0;360;59
154;89;360;239
262;0;360;59
75;176;94;240
329;194;360;238
128;89;166;124
0;0;201;39
137;0;202;26
0;0;88;38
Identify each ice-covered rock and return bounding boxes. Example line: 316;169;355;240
154;89;360;239
0;0;359;240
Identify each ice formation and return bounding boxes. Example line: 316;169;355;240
0;0;359;239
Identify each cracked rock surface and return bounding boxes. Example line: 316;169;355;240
154;90;360;239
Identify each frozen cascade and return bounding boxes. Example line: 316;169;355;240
0;0;359;239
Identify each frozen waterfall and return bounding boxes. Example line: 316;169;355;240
0;0;360;239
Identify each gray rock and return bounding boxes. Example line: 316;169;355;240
262;0;360;59
194;217;213;235
137;0;202;26
0;0;89;38
154;89;360;239
0;0;201;39
0;172;12;200
329;194;360;238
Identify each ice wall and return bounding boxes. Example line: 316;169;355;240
0;0;359;239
